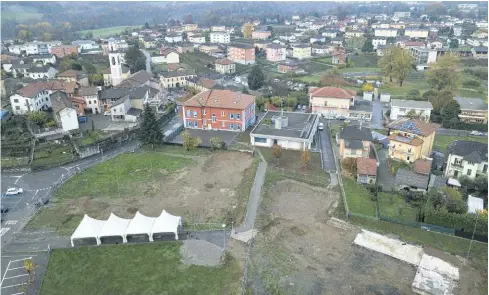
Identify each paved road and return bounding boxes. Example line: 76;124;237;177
141;49;152;73
376;148;395;191
0;252;49;295
371;99;385;129
318;120;336;172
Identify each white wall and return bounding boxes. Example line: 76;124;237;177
390;106;432;121
59;108;79;131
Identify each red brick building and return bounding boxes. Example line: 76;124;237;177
180;90;256;132
227;44;255;65
50;45;79;58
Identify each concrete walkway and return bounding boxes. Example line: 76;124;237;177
234;149;268;236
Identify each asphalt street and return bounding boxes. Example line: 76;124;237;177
0;252;49;295
318;119;336;172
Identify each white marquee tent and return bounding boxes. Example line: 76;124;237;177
151;210;183;240
70;214;107;246
124;211;157;241
98;213;132;243
70;210;182;247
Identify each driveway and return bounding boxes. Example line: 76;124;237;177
371;99;384;129
376;148;395;191
318;120;336;172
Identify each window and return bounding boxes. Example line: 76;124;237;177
221;111;225;116
237;113;240;120
186;110;191;117
13;99;19;103
193;111;197;117
229;123;234;129
230;113;234;119
222;121;225;127
235;124;241;130
467;169;472;176
483;164;487;173
187;120;192;127
203;109;206;115
15;106;20;110
407;156;410;161
194;121;198;127
254;137;267;143
212;114;217;123
45;97;48;101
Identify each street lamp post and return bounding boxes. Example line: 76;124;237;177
222;223;226;253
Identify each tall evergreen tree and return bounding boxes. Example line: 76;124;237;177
247;65;265;90
138;104;162;148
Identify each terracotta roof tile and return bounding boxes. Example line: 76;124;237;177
18;80;68;98
357;158;377;176
311;87;356;99
414;159;432;175
215;58;234;65
182;90;255;110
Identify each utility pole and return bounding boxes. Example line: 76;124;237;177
465;212;480;264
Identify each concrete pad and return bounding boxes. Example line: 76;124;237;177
412;254;459;295
353;229;424;265
231;229;258;243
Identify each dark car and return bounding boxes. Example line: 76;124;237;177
35;198;49;208
1;206;9;213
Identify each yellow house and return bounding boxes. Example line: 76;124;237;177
338;125;374;159
184;24;198;31
292;44;311;60
388;118;439;163
345;30;364;38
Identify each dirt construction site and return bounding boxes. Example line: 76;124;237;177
248;179;419;295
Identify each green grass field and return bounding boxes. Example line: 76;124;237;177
41;243;242;295
313;57;332;64
77;130;106;146
434;134;488;153
78;26;141;38
378;192;418;222
32;144;74;167
295;75;322;83
342;178;377;217
348;55;380;67
337;67;382;74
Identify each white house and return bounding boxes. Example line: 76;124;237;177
404;28;429;39
210;32;231;44
390;99;433;122
30;54;56;65
9;80;68;115
150;49;180;64
165;34;183;43
76;87;100;114
374;28;398;38
188;34;206;44
322;30;338;38
445;140;488;179
50;91;79;131
25;65;58;80
310;36;326;44
372;38;387;50
8;41;62;56
71;40;99;51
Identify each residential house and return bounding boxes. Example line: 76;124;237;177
177;43;195;54
150;49;180;64
227;44;255;65
345;30;364;38
387;118;439;163
103;66;131;86
278;62;299;73
321;30;338;38
292;44;311;60
9;80;69;115
311;44;332;55
8;41;62;56
211;26;226;32
372;38;387;50
250;111;320;151
57;70;89;87
409;47;438;65
394;11;411;19
375;28;398;38
50;45;79;58
310;36;326;44
30;54;56;65
357;158;378;185
404;28;429;39
397;40;425;48
331;37;344;46
445;141;488;179
25;65;58;80
101;38;128;55
180;89;256;132
472;46;488;59
266;44;286;62
165;33;183;43
188;34;206;44
395;168;430;192
199;44;220;54
466;38;488;47
50;91;79;131
453;26;463;37
214;58;236;74
184;24;198;31
142;37;157;49
254;40;272;51
159;71;197;88
427;40;443;49
75;87;100;114
389;99;433;122
10;63;31;78
252;30;271;40
454;97;488;123
210;32;231;44
332;49;346;64
338;124;374;159
186;77;218;92
71;40;99;51
309;87;372;121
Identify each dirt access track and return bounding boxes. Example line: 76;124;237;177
248;179;418;295
27;150;254;233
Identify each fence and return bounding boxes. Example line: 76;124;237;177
268;167;330;186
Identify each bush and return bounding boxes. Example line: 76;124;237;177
423;206;488;236
45;120;57;127
209;137;224;150
462;79;481;88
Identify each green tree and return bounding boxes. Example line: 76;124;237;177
270;96;283;107
89;74;104;86
426;54;461;92
406;89;421;100
272;144;283;164
392;47;413;87
71;62;83;71
255;96;268;111
27;111;48;127
241;87;249;94
125;47;146;73
428;90;453;113
440;99;460;125
247;65;265;90
138;104;162;148
378;46;397;82
474;176;488;196
18;29;33;41
449;39;459;49
362;83;374;92
209;137;224;150
144;22;150;29
405;110;418;119
361;38;374;53
182;131;202;151
285;95;297;108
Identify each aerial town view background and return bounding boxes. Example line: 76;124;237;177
0;1;488;294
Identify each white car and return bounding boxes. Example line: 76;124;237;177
318;123;324;131
470;131;484;136
5;187;23;195
104;111;111;116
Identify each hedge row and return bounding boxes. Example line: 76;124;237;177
424;207;488;236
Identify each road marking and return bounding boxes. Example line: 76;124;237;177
32;190;39;200
0;261;11;286
7;257;32;263
5;221;17;225
0;228;10;236
6;267;25;271
1;283;25;289
4;274;28;280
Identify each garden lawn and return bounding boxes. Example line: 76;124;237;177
337;67;381;74
78;26;141;38
434;134;488;153
342;178;377;217
77;130;106;146
258;148;325;177
377;192;418;222
313;57;332;64
32;144;74;167
296;75;322;83
41;243;242;295
348;55;380;67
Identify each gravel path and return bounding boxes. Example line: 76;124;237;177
180;240;224;266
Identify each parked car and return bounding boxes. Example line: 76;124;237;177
104;111;111;116
318;122;324;131
470;130;484;136
301;105;307;110
5;187;23;196
78;116;88;123
35;198;49;208
337;116;346;121
1;206;9;213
